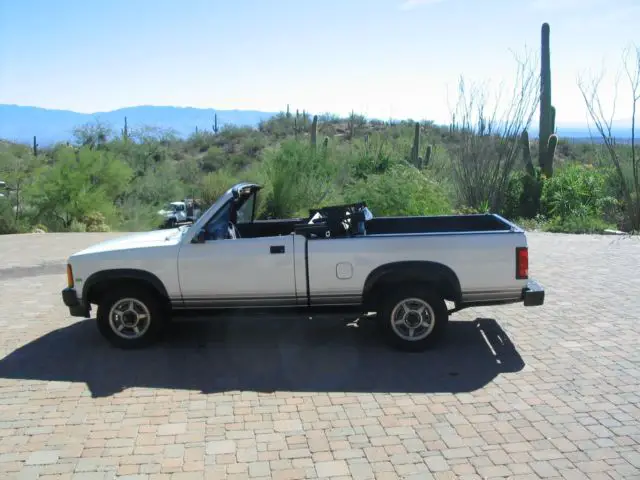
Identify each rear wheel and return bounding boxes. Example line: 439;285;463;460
378;285;448;352
97;286;167;349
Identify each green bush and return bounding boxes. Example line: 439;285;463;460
502;169;543;220
83;212;111;232
544;215;612;234
540;163;617;220
259;140;343;218
0;199;17;234
344;164;452;217
27;147;132;231
201;146;227;173
199;169;239;208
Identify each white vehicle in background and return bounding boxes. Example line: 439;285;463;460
62;182;545;352
158;199;201;228
0;180;6;198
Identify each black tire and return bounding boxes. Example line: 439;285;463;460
378;285;448;352
96;286;167;349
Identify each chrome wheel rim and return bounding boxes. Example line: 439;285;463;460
108;298;151;339
390;297;435;341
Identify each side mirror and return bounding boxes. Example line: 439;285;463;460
192;228;206;244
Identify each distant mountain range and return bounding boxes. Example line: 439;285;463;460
0;104;634;146
0;104;279;146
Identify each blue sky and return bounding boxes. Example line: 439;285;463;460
0;0;637;125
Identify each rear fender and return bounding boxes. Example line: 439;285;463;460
362;261;462;309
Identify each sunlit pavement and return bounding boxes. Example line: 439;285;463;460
0;232;638;479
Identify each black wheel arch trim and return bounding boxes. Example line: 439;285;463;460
362;261;462;308
83;269;169;304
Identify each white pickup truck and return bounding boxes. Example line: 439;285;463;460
62;182;544;351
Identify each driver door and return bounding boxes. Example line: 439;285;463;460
177;197;298;308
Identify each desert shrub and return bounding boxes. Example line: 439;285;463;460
240;134;267;158
68;220;87;232
343;133;395;181
187;131;217;153
115;197;161;232
540;163;617;221
83;212;111;232
344;164;452;217
544;215;612;234
0;199;17;234
259;140;342;218
199;169;239;208
27;147;132;231
125;160;185;207
502;169;543;220
201;146;227;173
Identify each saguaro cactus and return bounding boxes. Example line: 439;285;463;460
213;114;219;134
521;130;535;176
410;122;420;166
423;144;432;167
538;22;557;177
122;117;129;142
310;115;318;148
32;136;38;156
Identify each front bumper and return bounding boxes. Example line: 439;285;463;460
61;287;91;317
522;279;545;306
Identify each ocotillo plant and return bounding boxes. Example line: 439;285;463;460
538;22;557;177
32;136;38;156
310;115;318;149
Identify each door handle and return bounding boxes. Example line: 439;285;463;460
270;245;285;254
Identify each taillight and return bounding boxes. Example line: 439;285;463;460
66;264;74;288
516;247;528;279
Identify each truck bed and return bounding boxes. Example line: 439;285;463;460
364;214;517;235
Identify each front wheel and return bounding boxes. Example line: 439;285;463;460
96;286;167;349
378;286;448;352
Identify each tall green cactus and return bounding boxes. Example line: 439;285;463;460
122;116;129;142
310;115;318;149
33;136;38;156
410;122;433;168
411;122;420;166
348;110;355;139
213;114;219;134
539;22;557;177
521;130;535;176
423;144;432;167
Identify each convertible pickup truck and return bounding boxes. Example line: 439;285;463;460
62;182;544;351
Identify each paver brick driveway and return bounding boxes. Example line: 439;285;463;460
0;232;639;479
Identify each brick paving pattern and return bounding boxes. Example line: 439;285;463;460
0;231;639;479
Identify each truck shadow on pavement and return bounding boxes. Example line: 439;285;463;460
0;315;525;398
